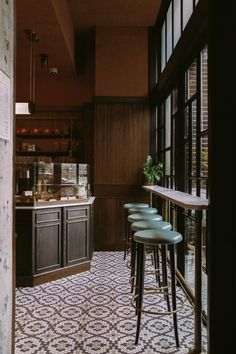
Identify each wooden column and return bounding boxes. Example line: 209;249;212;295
208;1;234;353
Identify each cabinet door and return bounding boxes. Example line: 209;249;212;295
33;208;61;274
63;205;90;266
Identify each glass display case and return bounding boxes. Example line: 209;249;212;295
16;161;90;203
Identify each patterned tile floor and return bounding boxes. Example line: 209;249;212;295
15;252;207;354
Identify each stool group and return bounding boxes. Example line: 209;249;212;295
123;202;183;346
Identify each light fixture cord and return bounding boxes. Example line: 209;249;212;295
29;30;37;103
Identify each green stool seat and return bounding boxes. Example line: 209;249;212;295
128;213;163;223
123;203;149;260
131;220;171;232
134;229;182;245
128;207;158;215
124;203;149;209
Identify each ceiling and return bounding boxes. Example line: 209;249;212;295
16;0;162;80
67;0;162;30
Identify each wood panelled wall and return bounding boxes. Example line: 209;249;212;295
93;101;150;250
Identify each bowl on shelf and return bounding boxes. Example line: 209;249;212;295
32;128;41;134
20;128;29;134
52;128;62;135
43;128;51;134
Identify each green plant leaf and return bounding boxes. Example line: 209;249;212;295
143;155;163;184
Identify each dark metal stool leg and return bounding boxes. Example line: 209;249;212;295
169;245;179;347
134;241;141;314
123;214;129;260
130;230;136;293
153;245;161;286
161;245;171;312
132;229;183;348
135;242;145;345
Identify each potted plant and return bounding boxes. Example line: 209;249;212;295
143;155;163;185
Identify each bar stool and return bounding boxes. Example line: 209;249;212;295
123;203;149;260
133;228;183;346
130;220;172;292
127;213;163;286
128;207;158;215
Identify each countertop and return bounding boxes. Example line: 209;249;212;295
15;196;95;210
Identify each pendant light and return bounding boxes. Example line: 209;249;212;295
15;29;38;115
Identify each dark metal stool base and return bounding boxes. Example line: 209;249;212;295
134;241;182;347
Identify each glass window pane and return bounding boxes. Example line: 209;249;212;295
183;0;193;29
201;46;208;131
166;3;172;61
185;143;190;192
200;179;207;199
171;207;177;230
184;106;189;138
172;117;176;176
191;179;197;196
187;59;197;100
201;136;208;178
191;99;197;177
161;22;166;72
165;95;171;148
172;87;178;114
165;150;171;176
185;214;207;313
184;216;196;292
173;0;181;47
155;49;158;83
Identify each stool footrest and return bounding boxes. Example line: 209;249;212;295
131;290;184;316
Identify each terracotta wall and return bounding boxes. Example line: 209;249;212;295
16;26;148;106
16;30;95;107
95;27;148;97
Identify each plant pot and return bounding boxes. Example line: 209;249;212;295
144;181;155;186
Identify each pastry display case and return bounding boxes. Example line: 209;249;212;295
16;161;90;203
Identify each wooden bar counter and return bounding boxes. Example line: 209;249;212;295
15;197;95;287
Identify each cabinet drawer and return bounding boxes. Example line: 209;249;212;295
35;209;61;224
65;206;89;220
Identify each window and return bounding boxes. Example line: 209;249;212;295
150;0;208;321
161;0;199;72
183;46;208;315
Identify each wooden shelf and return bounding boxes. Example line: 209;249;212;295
15;111;87;163
16;134;70;139
16;151;70;157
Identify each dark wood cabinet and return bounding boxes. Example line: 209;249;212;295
63;205;90;266
16;199;94;287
